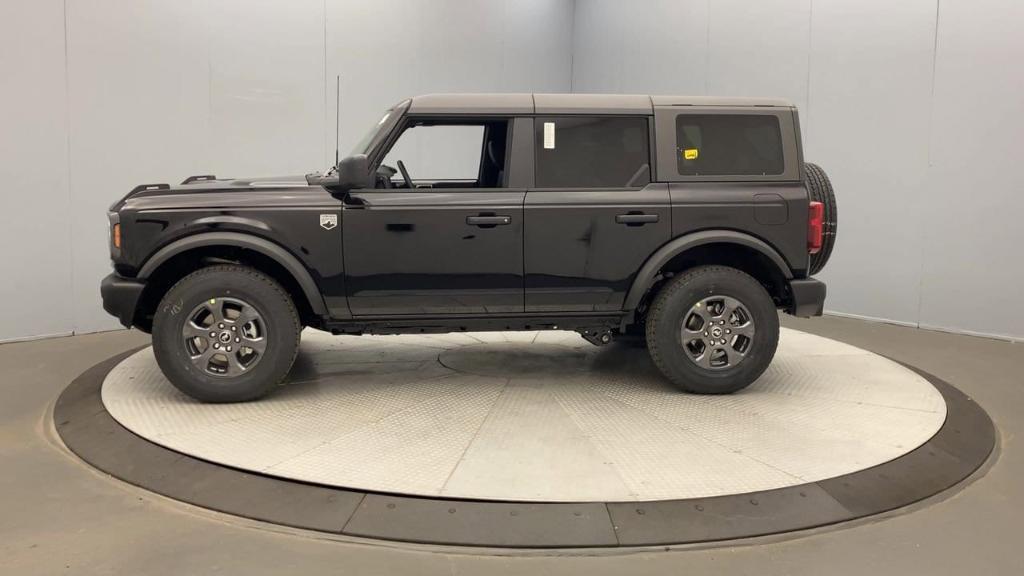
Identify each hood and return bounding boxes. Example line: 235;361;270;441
111;174;316;211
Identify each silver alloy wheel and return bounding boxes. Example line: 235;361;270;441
680;295;755;370
182;297;267;377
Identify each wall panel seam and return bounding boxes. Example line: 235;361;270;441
62;0;76;335
914;0;942;328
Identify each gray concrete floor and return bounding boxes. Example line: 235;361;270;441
0;315;1021;575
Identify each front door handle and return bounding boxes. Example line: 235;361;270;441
615;213;659;226
466;215;511;227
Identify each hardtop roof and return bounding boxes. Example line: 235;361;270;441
407;93;793;115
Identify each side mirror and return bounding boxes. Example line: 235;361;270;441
335;154;372;191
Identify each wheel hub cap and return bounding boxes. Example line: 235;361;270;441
680;295;755;370
182;297;267;377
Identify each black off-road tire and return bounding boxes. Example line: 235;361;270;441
152;265;301;403
805;162;837;275
645;266;779;394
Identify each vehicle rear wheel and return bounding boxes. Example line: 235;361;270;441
152;265;301;402
645;265;779;394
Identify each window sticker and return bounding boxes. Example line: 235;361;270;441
543;122;556;149
683;148;699;160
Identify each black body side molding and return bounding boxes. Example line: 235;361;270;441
622;230;795;315
136;232;329;316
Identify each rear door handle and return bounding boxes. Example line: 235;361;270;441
466;215;511;227
615;213;659;226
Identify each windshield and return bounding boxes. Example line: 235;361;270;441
348;110;394;157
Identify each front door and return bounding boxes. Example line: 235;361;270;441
524;115;671;312
343;117;525;316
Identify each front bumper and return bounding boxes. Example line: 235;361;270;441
101;273;146;328
787;278;826;318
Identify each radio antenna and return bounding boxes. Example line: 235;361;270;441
334;75;341;168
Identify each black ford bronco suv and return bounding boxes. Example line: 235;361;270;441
101;93;836;402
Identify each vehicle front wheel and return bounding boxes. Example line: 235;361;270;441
645;265;779;394
152;265;301;402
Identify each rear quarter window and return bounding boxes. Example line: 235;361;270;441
675;115;784;176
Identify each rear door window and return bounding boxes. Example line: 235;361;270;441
535;116;651;188
675;115;784;176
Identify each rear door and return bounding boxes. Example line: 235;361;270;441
524;115;671;312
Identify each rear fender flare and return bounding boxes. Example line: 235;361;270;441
137;231;328;316
623;230;793;315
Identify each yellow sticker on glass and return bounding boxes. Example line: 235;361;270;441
683;148;699;160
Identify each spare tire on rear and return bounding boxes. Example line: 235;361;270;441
804;163;837;275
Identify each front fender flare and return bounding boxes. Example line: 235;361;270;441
137;231;328;316
622;230;794;314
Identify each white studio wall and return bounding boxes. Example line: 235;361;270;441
0;0;573;341
572;0;1024;341
325;0;573;182
803;0;936;327
1;0;1021;342
64;0;327;336
917;0;1024;339
0;0;72;342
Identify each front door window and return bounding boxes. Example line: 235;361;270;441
377;120;510;189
